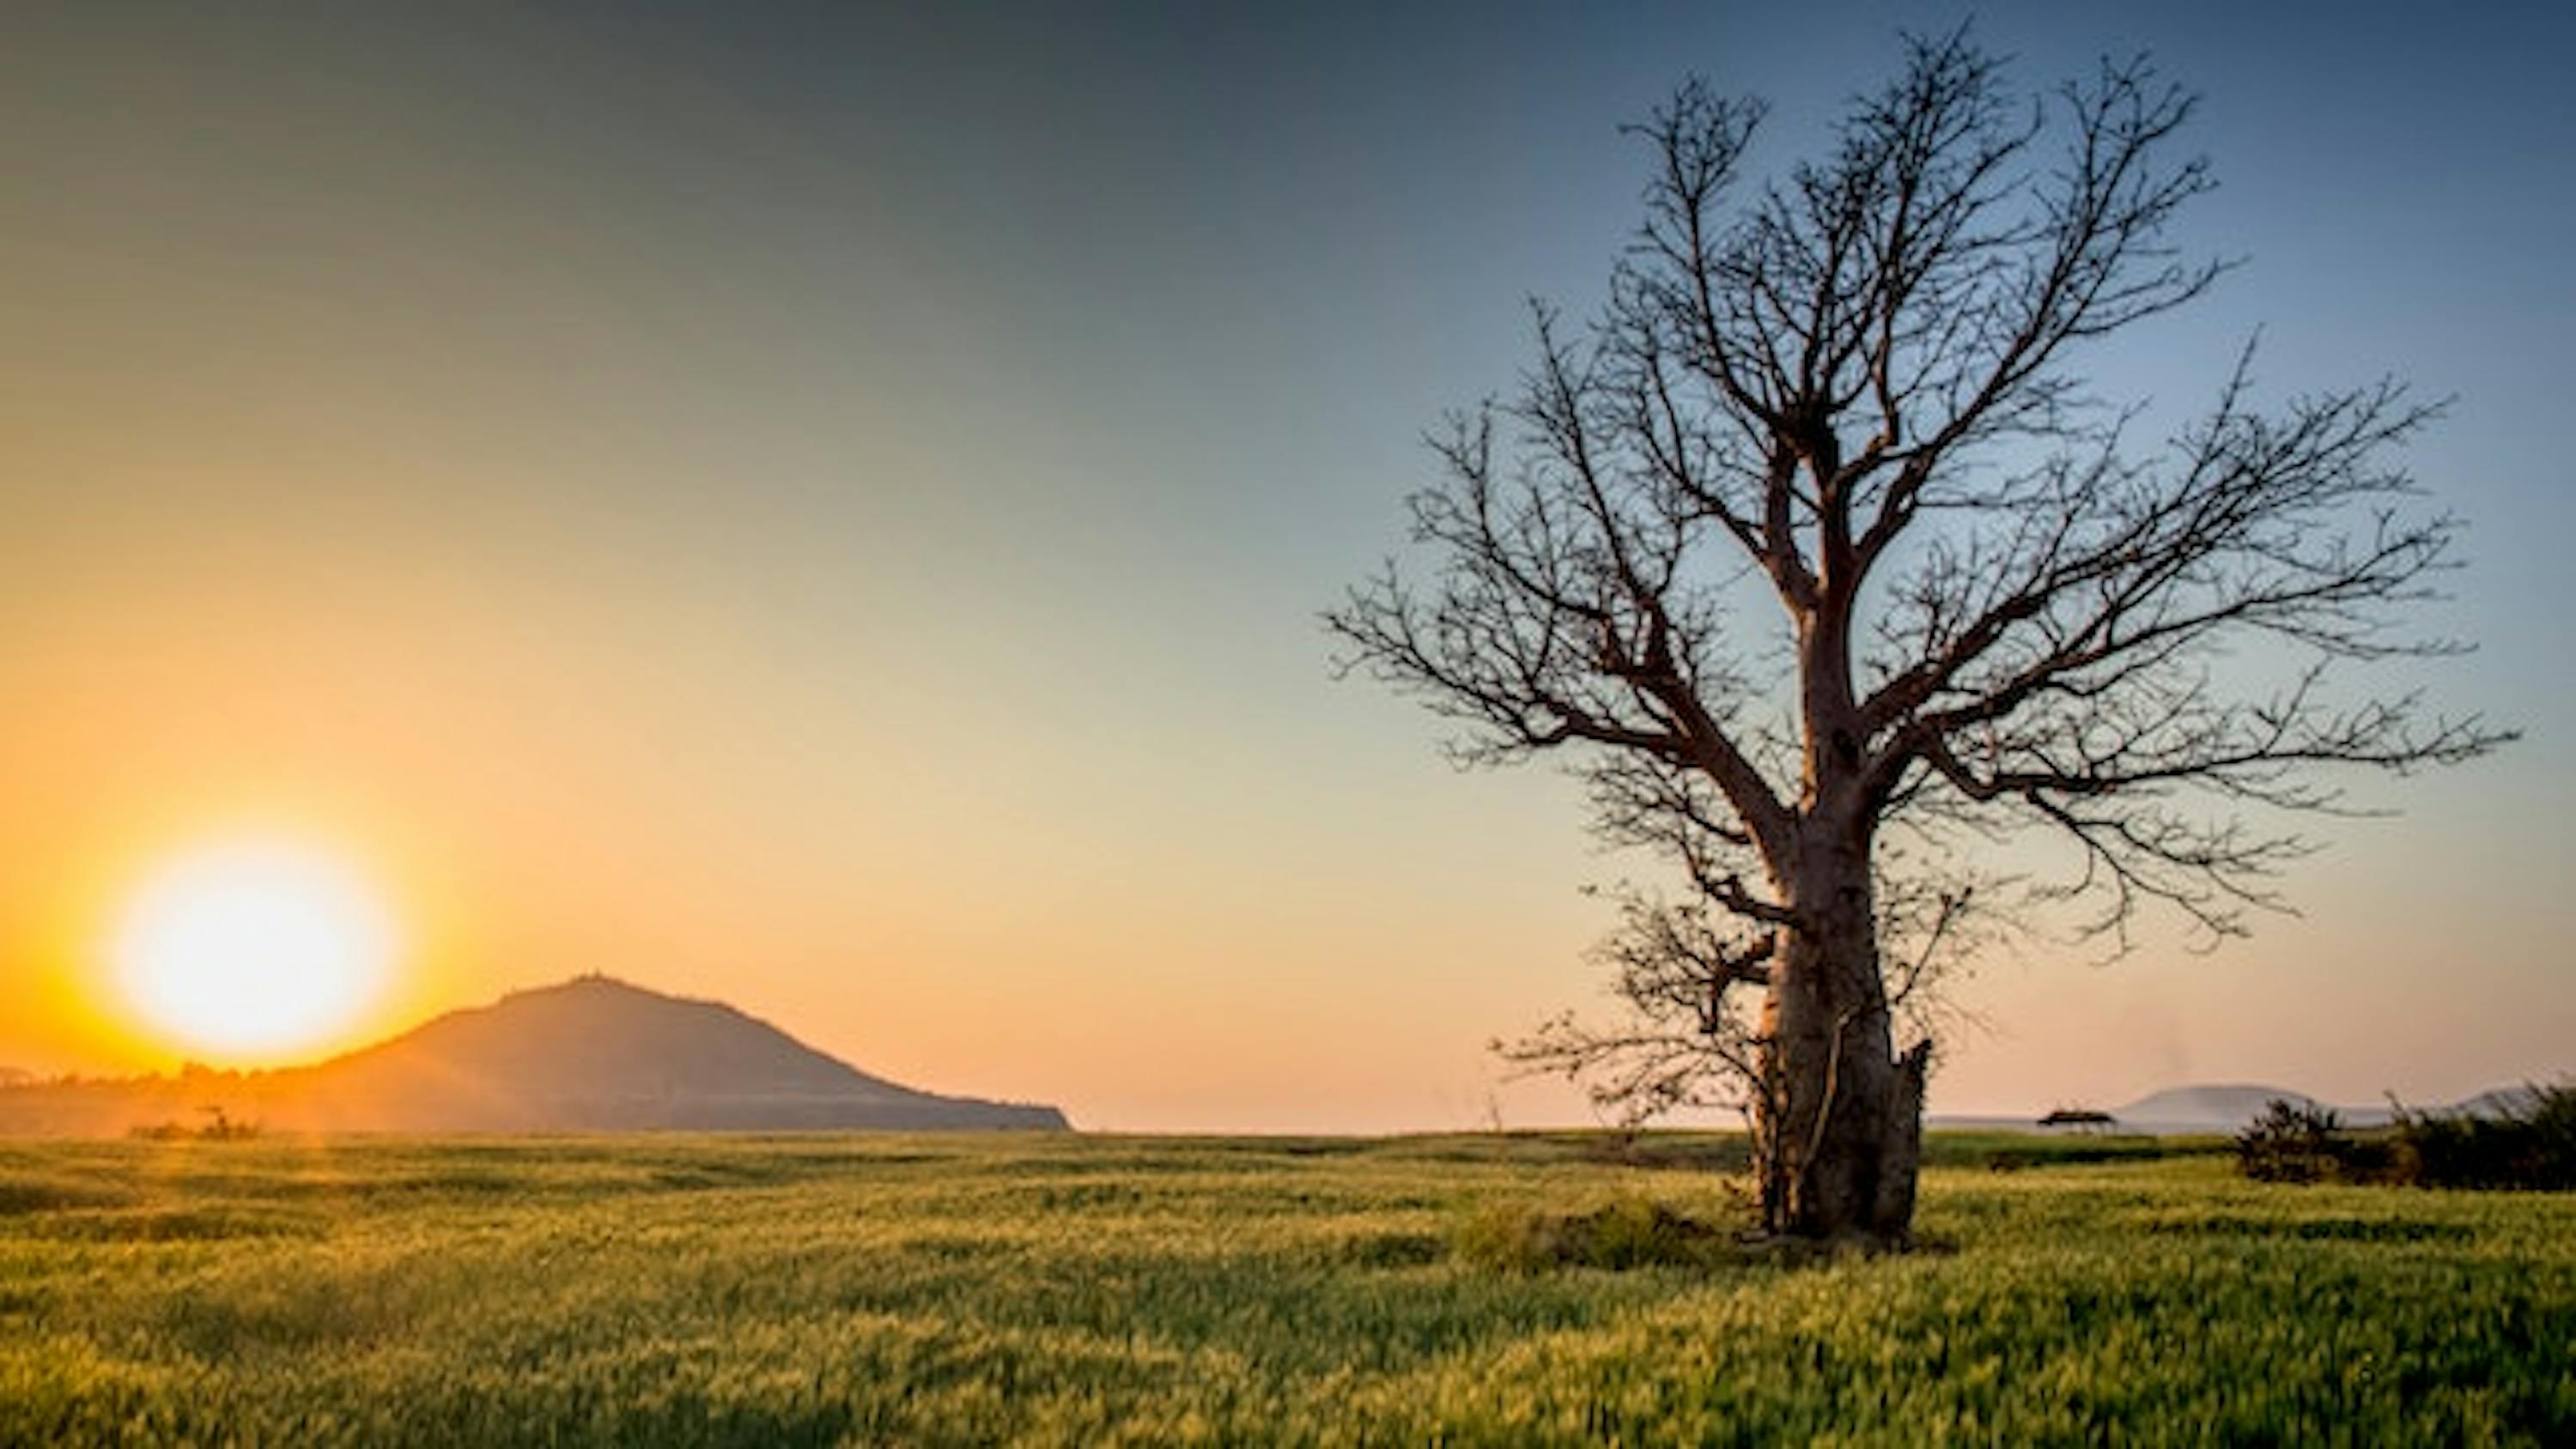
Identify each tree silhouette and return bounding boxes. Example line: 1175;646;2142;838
1331;30;2507;1243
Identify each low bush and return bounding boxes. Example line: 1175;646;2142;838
1452;1194;1730;1272
2236;1100;2372;1184
128;1106;262;1143
2394;1082;2576;1191
2236;1083;2576;1190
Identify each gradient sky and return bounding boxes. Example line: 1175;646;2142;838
3;2;2569;1130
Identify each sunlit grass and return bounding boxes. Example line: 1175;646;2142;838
1;1131;2567;1445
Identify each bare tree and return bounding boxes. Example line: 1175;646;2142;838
1502;852;1985;1231
1329;31;2507;1245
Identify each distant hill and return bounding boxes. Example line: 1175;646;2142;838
2445;1084;2548;1120
2108;1084;2374;1133
2054;1082;2558;1134
0;977;1067;1136
1938;1081;2562;1135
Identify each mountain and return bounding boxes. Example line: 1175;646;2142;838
0;977;1067;1136
2445;1084;2548;1120
2103;1082;2566;1133
2108;1084;2364;1133
1926;1086;2332;1135
1941;1079;2562;1135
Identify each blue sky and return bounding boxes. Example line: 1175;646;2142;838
3;2;2567;1125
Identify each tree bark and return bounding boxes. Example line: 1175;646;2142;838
1756;828;1925;1245
1752;523;1928;1245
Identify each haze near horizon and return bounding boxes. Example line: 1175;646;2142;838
3;1;2568;1131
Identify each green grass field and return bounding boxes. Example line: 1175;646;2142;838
3;1131;2569;1446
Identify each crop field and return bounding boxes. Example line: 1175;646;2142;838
2;1131;2570;1446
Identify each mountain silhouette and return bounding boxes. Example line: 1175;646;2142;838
2446;1084;2547;1119
1941;1081;2549;1134
0;977;1066;1135
2111;1083;2342;1132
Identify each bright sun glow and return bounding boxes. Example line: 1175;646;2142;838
112;838;397;1058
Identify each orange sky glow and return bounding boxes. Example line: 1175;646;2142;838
3;4;2568;1131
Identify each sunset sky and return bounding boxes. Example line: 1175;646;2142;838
4;2;2569;1130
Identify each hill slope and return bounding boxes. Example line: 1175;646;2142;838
0;977;1067;1135
2111;1084;2337;1132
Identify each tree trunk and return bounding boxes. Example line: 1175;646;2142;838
1754;833;1926;1245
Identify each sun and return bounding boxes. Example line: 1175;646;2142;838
112;837;398;1059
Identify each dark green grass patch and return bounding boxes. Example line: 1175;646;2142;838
1453;1193;1736;1273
